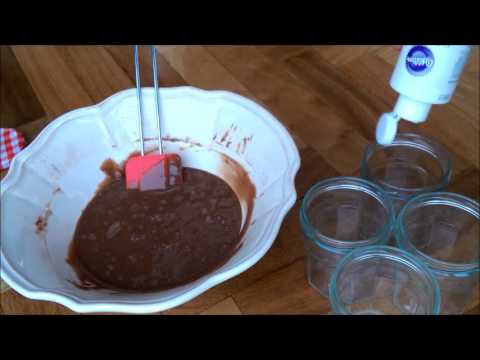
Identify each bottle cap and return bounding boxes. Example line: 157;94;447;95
393;95;432;123
376;112;399;145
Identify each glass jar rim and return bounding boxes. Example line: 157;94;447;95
329;245;441;315
396;192;480;274
360;132;453;196
300;176;395;254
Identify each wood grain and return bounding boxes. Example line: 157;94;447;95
1;288;75;314
1;45;478;315
233;259;331;314
0;46;46;128
200;297;242;315
11;46;93;118
447;166;480;201
161;46;251;97
53;46;133;103
1;280;10;294
314;45;384;66
105;46;187;87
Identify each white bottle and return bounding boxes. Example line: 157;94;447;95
376;45;472;145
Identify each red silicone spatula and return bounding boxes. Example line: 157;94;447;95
125;45;183;192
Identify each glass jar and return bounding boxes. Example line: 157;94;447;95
329;246;441;315
300;177;395;297
361;133;452;214
396;192;479;314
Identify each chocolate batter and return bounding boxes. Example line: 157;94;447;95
68;164;243;292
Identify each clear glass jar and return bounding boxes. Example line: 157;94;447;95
396;192;479;314
329;246;441;315
300;177;395;297
361;133;452;214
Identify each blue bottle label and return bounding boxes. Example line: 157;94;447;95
405;45;435;76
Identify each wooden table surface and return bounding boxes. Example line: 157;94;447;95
1;45;479;315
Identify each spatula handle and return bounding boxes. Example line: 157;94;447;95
151;46;164;155
134;45;145;156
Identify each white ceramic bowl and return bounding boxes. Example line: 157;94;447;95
1;87;300;313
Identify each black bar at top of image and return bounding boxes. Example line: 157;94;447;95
1;7;479;45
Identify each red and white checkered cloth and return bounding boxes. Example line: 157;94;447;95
1;128;25;170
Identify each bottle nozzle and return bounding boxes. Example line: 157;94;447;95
376;112;400;145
